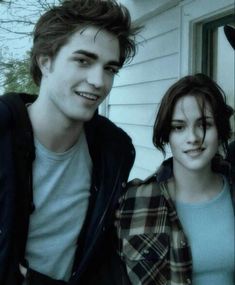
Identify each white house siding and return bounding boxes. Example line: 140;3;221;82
106;0;235;180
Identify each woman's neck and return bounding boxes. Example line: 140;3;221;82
171;161;223;203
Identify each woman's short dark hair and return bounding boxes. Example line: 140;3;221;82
30;0;142;86
153;73;234;156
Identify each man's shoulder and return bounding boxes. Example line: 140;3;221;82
97;114;130;137
87;113;133;145
0;92;35;141
0;92;37;110
0;92;37;122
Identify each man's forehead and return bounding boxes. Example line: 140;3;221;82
64;25;120;62
71;25;117;43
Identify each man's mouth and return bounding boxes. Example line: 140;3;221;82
184;147;205;155
74;91;99;101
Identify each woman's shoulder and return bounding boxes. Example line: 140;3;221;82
117;173;171;237
126;173;161;198
118;174;168;219
124;158;174;200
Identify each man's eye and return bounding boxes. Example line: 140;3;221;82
105;66;119;75
75;58;89;65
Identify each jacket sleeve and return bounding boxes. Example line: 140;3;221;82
0;102;16;283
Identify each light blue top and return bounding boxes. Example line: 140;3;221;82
176;176;234;285
25;130;92;281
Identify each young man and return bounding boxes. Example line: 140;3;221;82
0;1;141;284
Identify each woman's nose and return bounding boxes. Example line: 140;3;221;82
186;126;201;144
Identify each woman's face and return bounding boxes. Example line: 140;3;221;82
169;95;219;173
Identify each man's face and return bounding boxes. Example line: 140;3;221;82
39;25;120;123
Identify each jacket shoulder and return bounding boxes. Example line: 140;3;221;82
96;114;132;142
0;98;13;132
0;92;35;156
0;92;36;112
86;113;135;157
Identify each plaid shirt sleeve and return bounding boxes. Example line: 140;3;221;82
116;180;192;285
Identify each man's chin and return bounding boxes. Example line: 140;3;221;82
70;111;97;123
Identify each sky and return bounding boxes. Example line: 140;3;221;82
0;0;59;60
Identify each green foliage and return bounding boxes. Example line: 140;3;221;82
2;53;39;95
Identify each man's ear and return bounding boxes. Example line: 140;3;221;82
37;55;52;76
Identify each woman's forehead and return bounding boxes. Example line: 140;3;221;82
172;95;213;119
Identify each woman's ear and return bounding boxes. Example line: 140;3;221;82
37;55;52;77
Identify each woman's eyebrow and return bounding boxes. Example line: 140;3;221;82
197;116;214;121
171;119;185;122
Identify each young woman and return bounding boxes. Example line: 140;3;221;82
116;74;234;285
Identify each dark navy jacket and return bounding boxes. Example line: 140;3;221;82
0;93;135;284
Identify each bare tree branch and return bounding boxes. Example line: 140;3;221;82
0;0;58;92
0;19;35;25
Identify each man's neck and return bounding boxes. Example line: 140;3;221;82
27;99;84;153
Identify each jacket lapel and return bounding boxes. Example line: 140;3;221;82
73;117;126;277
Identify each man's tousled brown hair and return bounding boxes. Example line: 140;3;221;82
30;0;142;85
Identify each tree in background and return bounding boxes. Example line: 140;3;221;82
0;0;59;93
2;52;38;94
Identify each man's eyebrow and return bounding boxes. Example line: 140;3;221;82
73;50;98;60
72;49;121;67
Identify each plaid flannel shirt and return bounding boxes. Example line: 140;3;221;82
116;159;193;285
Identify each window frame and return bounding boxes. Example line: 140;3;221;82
201;14;235;76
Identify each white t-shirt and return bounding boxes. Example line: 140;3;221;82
176;176;234;285
25;130;92;281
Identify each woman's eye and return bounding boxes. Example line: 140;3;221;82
171;125;184;131
198;121;213;129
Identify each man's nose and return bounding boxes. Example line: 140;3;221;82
86;66;105;89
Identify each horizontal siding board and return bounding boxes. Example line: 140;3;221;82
129;146;172;180
139;6;180;40
119;0;180;23
129;166;152;181
132;29;179;65
117;124;154;149
134;146;164;172
114;53;179;87
109;78;177;105
182;0;234;19
109;104;159;126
